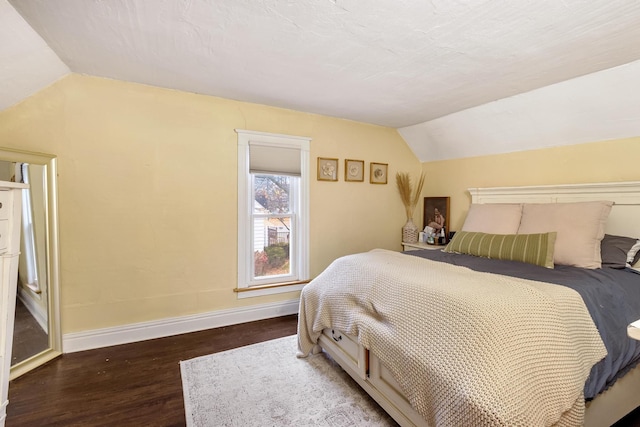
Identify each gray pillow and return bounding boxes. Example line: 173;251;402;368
600;234;640;269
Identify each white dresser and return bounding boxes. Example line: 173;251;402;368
0;182;27;426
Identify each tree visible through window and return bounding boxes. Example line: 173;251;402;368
252;174;295;279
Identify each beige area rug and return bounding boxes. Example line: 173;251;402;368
180;335;397;426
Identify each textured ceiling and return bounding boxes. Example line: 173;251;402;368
7;0;640;128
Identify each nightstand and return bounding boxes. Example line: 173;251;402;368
402;242;446;252
628;319;640;341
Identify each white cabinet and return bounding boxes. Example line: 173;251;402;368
0;182;27;426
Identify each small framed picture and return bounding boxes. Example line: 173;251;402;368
369;162;388;184
317;157;339;181
345;159;364;182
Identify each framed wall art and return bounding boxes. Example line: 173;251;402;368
423;196;450;234
369;162;388;184
345;159;364;182
317;157;338;181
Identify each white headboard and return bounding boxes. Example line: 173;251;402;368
468;181;640;238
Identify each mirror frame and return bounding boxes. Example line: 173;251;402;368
1;147;62;379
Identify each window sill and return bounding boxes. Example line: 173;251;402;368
234;280;310;299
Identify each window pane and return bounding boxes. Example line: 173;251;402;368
253;174;291;214
253;216;291;278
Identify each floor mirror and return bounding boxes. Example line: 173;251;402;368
0;147;61;379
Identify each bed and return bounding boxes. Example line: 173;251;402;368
297;181;640;427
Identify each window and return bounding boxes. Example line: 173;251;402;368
236;130;310;298
252;174;294;279
17;163;40;294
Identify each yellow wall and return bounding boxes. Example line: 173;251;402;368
0;74;420;333
421;138;640;231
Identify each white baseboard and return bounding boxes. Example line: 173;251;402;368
63;298;300;353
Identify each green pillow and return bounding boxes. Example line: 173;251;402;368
444;231;557;268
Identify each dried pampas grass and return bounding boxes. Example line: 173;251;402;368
396;172;425;220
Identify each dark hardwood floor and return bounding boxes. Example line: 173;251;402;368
6;313;640;426
7;315;298;426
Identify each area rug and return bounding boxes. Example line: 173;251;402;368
180;335;397;426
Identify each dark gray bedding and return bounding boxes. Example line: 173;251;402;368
406;249;640;399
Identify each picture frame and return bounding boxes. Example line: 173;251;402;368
423;197;450;234
317;157;339;181
344;159;364;182
369;162;388;184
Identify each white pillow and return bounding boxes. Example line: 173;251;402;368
627;240;640;266
461;204;523;234
630;244;640;273
517;201;613;269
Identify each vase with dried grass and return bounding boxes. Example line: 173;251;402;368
396;171;425;243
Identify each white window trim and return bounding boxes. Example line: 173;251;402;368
236;129;310;298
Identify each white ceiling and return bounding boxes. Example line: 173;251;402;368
2;0;640;160
0;0;68;111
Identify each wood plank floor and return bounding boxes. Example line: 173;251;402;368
6;314;640;426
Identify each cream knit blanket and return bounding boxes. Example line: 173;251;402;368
298;249;607;427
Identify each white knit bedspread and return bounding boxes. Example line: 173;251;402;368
297;249;607;427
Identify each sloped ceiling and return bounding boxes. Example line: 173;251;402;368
2;0;640;160
0;0;69;110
